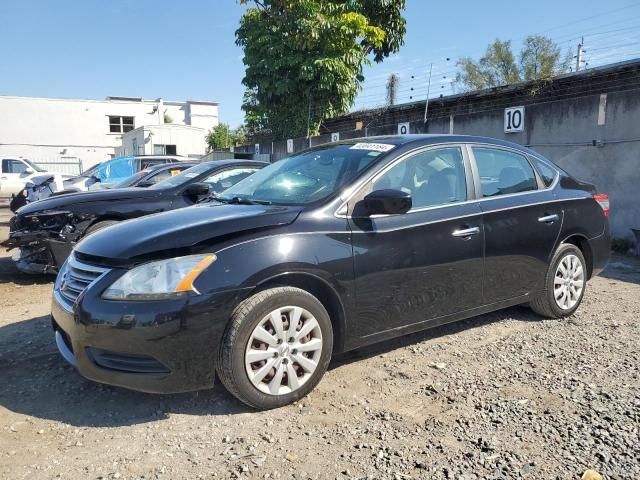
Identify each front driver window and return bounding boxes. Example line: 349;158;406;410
7;160;28;174
371;147;467;209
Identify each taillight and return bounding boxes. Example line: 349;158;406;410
593;193;609;216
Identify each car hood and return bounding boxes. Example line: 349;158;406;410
16;188;160;216
26;173;72;185
75;203;303;260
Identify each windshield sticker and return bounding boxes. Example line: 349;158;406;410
349;142;394;152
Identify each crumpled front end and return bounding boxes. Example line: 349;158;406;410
1;210;90;274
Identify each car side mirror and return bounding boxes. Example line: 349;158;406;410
91;175;101;182
24;167;34;175
362;189;412;215
136;180;154;188
184;182;210;198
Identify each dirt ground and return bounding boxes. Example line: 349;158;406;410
0;204;638;480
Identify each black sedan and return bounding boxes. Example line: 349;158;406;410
3;160;266;274
50;135;610;409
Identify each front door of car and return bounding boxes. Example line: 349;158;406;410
0;159;31;195
469;146;563;304
348;146;485;339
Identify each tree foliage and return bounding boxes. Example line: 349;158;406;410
520;35;571;81
457;36;571;91
237;0;406;138
206;123;246;151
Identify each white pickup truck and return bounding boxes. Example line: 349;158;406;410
0;158;68;196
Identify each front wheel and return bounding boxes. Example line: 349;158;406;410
84;220;119;237
217;287;333;409
529;243;587;318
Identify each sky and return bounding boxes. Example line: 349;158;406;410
1;0;639;127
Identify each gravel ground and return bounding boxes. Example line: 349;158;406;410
0;205;638;480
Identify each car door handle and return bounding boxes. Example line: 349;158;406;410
452;226;480;238
538;214;559;224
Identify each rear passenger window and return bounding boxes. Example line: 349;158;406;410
472;147;537;197
530;156;557;187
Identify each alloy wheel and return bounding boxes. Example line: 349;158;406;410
244;306;323;395
553;253;585;310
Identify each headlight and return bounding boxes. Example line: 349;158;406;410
102;254;216;301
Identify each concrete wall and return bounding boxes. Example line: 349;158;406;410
239;61;639;239
438;90;640;238
0;96;218;169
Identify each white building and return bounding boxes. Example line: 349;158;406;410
0;95;218;171
116;124;209;158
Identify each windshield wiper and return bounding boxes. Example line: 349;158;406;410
214;196;272;205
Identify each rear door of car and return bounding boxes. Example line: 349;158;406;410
468;144;563;304
348;144;485;339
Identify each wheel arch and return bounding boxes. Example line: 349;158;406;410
82;215;126;235
561;234;594;279
250;272;348;353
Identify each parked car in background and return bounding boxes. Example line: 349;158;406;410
107;162;198;189
1;157;71;196
2;160;266;273
62;155;184;192
9;160;197;213
48;135;610;409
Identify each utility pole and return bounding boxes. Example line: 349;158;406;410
575;37;585;72
423;63;433;124
306;94;312;140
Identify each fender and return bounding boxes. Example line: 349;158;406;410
195;231;355;351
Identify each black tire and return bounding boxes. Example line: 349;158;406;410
84;220;119;237
217;287;333;409
529;243;587;319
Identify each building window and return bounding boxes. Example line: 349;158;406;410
108;116;135;133
153;144;177;155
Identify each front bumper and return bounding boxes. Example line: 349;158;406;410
51;274;251;394
2;226;72;274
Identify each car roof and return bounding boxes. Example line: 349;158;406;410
144;162;199;172
330;134;534;154
200;159;270;168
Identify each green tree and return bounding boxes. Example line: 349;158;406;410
520;35;571;80
457;36;570;91
237;0;406;138
206;124;250;150
206;123;234;150
457;39;520;91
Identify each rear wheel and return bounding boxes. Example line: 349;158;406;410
529;243;587;318
217;287;333;409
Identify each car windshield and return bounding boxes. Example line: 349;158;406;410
215;143;394;205
150;163;211;189
23;159;47;172
77;163;101;178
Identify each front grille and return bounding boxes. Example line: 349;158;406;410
57;254;109;305
87;347;170;374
